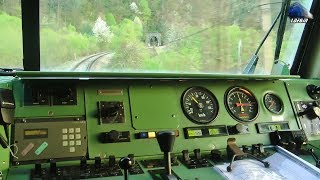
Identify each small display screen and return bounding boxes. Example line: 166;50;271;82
256;122;290;133
24;129;48;139
187;130;203;137
184;126;228;139
269;124;283;131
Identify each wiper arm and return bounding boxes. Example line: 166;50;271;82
243;0;291;74
274;0;292;61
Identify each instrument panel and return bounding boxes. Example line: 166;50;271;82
1;74;320;180
10;78;297;157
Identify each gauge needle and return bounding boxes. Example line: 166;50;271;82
237;93;245;112
236;103;251;107
268;100;274;109
192;97;199;104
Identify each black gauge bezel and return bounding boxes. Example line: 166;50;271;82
225;86;259;122
263;93;283;114
181;86;219;124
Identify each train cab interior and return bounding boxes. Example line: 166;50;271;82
1;0;320;179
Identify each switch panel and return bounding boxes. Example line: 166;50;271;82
13;117;87;163
24;85;50;106
51;87;77;105
99;130;130;143
98;101;125;124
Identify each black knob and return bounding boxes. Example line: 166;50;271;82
119;157;133;170
211;150;222;162
171;154;177;164
80;157;87;170
95;157;102;168
119;157;133;180
34;162;42;176
242;145;249;153
307;84;320;100
156;131;176;153
193;149;201;160
182;150;190;162
50;159;57;175
251;144;260;155
109;155;116;167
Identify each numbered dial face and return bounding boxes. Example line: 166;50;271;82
264;94;283;114
225;87;258;122
181;87;219;124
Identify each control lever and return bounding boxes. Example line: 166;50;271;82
119;157;133;180
226;138;269;172
309;149;320;168
156;131;178;180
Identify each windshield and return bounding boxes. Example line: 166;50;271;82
0;1;314;74
0;0;23;69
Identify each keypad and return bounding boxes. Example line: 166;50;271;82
61;127;82;152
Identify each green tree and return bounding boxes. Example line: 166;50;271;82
105;13;117;26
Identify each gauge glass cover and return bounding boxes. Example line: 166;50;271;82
181;87;219;124
264;93;283;114
225;86;258;122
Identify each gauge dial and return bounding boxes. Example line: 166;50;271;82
225;87;258;122
264;94;283;114
181;87;219;124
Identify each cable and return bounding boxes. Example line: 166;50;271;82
8;143;18;159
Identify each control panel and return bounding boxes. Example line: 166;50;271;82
0;75;320;180
13;117;87;163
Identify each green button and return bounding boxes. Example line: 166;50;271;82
209;128;219;135
35;142;48;155
188;130;196;137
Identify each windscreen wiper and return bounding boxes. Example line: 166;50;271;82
274;0;292;62
243;0;291;74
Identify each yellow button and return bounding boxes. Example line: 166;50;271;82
148;132;156;138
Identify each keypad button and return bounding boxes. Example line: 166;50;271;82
62;135;68;140
69;128;74;133
69;134;75;140
62;128;68;134
62;141;68;146
69;147;75;153
69;141;75;146
75;134;81;139
76;140;81;146
75;128;81;133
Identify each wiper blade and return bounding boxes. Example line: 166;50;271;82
0;68;23;76
243;0;291;74
274;0;292;61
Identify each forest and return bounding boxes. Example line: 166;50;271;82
0;0;309;74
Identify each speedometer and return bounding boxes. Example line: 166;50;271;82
225;86;258;122
181;87;219;124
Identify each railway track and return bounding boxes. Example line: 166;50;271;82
70;52;110;71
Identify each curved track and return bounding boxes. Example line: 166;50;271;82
70;52;110;71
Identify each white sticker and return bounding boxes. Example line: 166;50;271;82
272;115;284;121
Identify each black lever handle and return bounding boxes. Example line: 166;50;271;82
119;157;133;180
309;149;320;168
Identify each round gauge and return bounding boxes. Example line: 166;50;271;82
181;87;219;124
264;93;283;114
225;86;258;122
